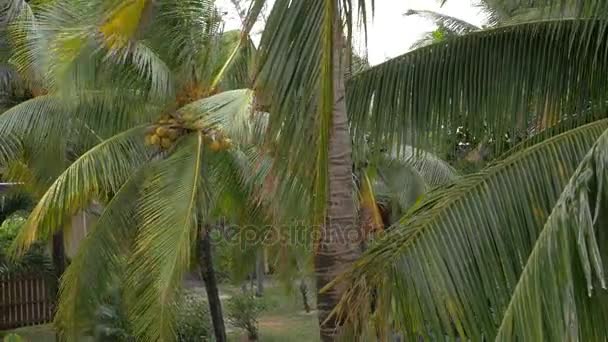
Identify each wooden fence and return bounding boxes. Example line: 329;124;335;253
0;273;55;330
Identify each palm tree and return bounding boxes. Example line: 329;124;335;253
327;1;608;340
1;1;263;341
253;0;379;339
404;9;481;49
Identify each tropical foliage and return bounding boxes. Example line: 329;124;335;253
331;1;608;340
3;0;608;341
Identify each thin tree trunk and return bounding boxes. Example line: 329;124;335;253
299;279;311;313
198;226;227;342
52;232;66;282
315;8;361;341
52;231;66;342
255;249;264;297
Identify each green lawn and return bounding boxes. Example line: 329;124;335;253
1;325;56;342
226;282;319;342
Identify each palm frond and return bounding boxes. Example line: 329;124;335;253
408;29;448;50
0;94;158;187
125;132;203;342
347;19;608;154
0;0;26;26
495;125;608;341
256;0;371;220
55;168;146;340
0;133;22;166
372;146;458;217
179;89;261;145
12;125;154;254
335;119;608;340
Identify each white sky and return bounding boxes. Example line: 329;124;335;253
217;0;486;65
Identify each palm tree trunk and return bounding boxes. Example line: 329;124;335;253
52;231;66;281
198;226;227;342
315;8;361;341
255;249;264;297
52;231;66;342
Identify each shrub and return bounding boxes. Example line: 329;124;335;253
91;288;211;342
0;213;53;276
226;292;266;341
92;287;134;342
175;290;212;341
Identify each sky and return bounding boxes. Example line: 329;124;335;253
216;0;486;65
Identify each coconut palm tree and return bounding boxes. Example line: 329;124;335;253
1;1;263;341
7;1;608;341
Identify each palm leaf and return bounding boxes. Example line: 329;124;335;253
12;125;154;254
178;88;262;145
335;119;608;340
55;167;146;340
256;0;371;221
347;19;608;154
125;132;203;341
372;146;458;217
0;133;22;166
496;127;608;341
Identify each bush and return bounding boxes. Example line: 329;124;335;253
92;287;134;342
0;213;53;276
175;290;212;341
226;292;266;341
91;288;211;342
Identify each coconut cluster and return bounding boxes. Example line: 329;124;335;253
145;115;185;150
145;114;233;151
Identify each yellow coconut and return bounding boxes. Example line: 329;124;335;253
150;134;160;146
156;126;168;137
210;140;222;151
160;137;172;149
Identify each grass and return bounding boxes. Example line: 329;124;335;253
1;325;56;342
226;281;319;342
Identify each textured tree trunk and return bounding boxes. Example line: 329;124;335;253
198;227;227;342
255;249;264;297
315;8;361;341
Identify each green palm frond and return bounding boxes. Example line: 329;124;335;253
495;125;608;341
347;19;608;154
0;0;26;25
55;167;146;340
256;0;371;221
179;88;261;145
0;94;159;188
210;0;265;91
12;125;154;254
125;132;203;341
371;146;458;217
335;119;608;340
0;133;22;166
